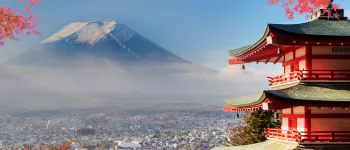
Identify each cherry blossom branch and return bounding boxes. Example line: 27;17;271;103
268;0;341;20
0;0;42;46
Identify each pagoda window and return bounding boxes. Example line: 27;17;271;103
297;118;305;132
295;47;306;58
281;118;289;131
298;60;306;71
284;65;291;73
284;51;294;62
293;106;304;114
281;108;291;131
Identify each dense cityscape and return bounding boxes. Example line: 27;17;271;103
0;109;234;150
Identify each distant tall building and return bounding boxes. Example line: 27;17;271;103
46;120;50;129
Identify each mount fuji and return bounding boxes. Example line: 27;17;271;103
9;20;215;72
41;20;190;64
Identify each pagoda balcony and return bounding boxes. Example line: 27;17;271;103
268;70;350;88
265;128;350;144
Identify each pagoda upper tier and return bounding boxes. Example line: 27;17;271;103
228;9;350;89
228;10;350;65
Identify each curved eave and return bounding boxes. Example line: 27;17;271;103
225;83;350;110
224;92;267;108
229;26;270;57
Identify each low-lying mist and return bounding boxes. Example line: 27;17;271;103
0;51;281;111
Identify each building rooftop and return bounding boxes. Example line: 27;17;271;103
229;19;350;57
224;83;350;108
269;20;350;37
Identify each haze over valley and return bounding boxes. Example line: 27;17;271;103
0;20;279;113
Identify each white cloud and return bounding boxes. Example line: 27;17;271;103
187;49;230;70
0;58;282;110
0;40;28;63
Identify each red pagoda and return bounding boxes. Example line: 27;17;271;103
224;5;350;145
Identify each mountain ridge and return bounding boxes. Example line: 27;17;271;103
8;20;217;74
41;20;189;64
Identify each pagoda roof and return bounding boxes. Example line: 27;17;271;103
224;83;350;108
224;92;265;108
229;19;350;57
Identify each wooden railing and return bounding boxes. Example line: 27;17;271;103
265;128;350;143
302;70;350;80
268;70;350;87
267;70;302;86
265;128;300;142
300;131;350;142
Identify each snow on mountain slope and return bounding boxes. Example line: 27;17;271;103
42;22;89;44
75;20;119;46
42;20;134;46
42;20;123;46
38;20;189;65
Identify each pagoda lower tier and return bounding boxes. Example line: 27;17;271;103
224;83;350;144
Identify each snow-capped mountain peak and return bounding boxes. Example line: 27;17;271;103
11;20;191;66
9;20;217;74
41;20;120;46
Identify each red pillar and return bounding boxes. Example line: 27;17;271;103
304;46;312;79
305;46;312;70
303;106;311;141
304;106;311;131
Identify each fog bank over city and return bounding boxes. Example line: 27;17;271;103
0;57;280;111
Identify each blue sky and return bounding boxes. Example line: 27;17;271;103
1;0;350;69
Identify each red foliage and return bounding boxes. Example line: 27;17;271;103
0;0;41;46
269;0;341;20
